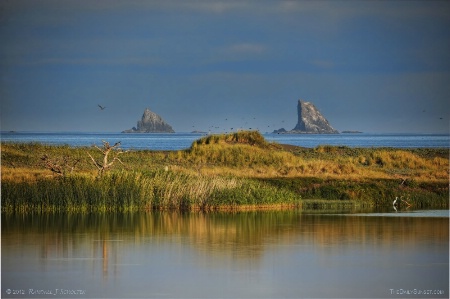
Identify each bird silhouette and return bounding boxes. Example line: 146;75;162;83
98;104;106;110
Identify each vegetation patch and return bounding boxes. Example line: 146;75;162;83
1;131;448;212
259;177;448;208
1;170;300;213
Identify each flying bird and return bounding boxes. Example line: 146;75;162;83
98;104;106;110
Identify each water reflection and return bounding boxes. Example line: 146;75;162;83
2;211;448;298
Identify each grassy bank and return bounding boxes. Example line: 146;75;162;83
1;131;448;212
1;170;300;212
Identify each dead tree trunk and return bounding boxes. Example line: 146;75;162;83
41;154;80;177
87;141;127;177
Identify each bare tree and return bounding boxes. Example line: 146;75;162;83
87;141;127;177
41;154;80;177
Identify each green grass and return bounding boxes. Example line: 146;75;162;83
1;131;448;212
260;177;448;208
1;169;301;212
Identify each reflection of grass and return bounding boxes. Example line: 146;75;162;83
4;212;448;263
1;131;448;211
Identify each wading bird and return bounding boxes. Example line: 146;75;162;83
393;196;412;212
393;197;399;206
393;197;399;212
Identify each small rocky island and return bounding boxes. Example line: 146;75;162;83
274;100;339;134
341;130;363;134
122;108;175;133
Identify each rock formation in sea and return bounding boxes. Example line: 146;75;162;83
122;108;175;133
272;128;287;134
274;100;339;134
292;100;338;134
341;130;363;134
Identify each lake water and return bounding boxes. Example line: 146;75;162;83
2;210;448;298
1;132;449;150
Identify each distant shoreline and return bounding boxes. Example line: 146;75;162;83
1;131;448;212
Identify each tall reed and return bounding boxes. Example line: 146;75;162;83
1;170;301;212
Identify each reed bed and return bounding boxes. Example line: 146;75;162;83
261;177;448;208
1;169;300;212
1;131;448;212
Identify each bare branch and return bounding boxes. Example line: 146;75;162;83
87;152;102;170
400;196;412;207
40;154;79;177
93;144;106;154
87;141;127;176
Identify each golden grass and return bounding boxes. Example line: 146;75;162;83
1;131;448;211
1;131;448;183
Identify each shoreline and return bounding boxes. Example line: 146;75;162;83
1;131;448;212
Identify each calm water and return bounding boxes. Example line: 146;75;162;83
2;210;448;298
1;132;449;150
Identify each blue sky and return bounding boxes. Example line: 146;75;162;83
1;0;449;133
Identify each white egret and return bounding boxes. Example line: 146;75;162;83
393;197;399;206
393;197;399;212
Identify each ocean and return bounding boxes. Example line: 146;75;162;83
1;132;449;150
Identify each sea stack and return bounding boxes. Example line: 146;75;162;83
122;108;175;133
292;100;338;134
274;100;338;134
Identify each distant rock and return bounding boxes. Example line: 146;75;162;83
341;130;363;134
292;100;338;134
272;128;287;134
274;100;338;134
122;108;175;133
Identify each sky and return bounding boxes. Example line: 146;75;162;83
1;0;449;134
